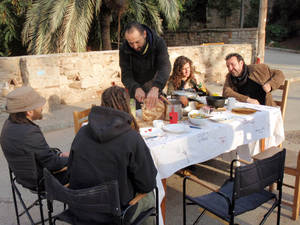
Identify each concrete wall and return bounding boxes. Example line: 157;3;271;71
0;44;253;113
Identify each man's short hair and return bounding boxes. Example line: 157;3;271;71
225;53;245;63
124;22;145;35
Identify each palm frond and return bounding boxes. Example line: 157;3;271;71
127;0;144;22
49;0;70;34
142;1;162;33
62;0;95;52
95;0;102;15
156;0;180;30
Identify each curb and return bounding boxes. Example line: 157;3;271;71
266;47;300;54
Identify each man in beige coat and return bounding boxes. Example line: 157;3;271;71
223;53;285;106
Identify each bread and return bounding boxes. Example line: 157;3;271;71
231;107;258;114
142;99;165;121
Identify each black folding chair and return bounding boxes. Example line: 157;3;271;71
44;168;159;225
183;148;286;225
7;152;46;225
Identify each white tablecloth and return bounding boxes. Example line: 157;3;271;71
144;102;284;224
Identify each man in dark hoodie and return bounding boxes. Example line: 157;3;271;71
68;86;157;225
119;22;171;109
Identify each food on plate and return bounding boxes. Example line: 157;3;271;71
188;110;210;126
195;102;204;109
142;99;165;121
231;107;258;114
189;113;210;119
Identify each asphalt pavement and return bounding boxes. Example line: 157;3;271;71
0;48;300;225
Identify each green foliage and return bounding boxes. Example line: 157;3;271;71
22;0;181;54
177;0;207;30
208;0;240;19
0;0;31;56
244;0;259;28
266;24;288;42
270;0;300;34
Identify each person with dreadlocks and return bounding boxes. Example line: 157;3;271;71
67;86;157;225
167;56;211;106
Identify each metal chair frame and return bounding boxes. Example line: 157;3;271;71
8;153;46;225
183;149;286;225
44;168;159;225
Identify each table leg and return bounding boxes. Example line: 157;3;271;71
161;178;167;224
260;138;265;152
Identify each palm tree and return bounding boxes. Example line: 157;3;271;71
22;0;181;54
0;0;31;56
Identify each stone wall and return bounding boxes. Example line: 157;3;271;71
163;28;258;56
0;44;253;113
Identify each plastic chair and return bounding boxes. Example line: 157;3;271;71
183;149;286;225
253;147;300;220
7;152;46;225
44;168;159;225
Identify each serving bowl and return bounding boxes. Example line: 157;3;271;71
206;96;227;108
188;110;209;126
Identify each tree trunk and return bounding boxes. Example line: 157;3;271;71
257;0;268;63
100;6;112;50
240;0;244;28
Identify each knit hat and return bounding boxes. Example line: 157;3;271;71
6;86;46;113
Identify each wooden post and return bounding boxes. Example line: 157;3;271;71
257;0;268;63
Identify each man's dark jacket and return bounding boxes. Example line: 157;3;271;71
119;24;171;97
68;106;157;223
0;118;68;189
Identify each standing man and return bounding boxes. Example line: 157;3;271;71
119;22;171;109
223;53;285;106
0;86;69;186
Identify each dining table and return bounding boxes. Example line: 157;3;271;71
138;101;284;225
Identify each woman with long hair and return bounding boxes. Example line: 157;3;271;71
168;56;210;106
68;86;157;225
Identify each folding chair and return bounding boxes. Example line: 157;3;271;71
183;149;286;225
253;147;300;220
44;168;159;225
7;152;46;225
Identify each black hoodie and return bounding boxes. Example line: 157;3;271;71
119;24;171;97
68;106;157;217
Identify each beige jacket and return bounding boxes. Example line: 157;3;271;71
222;64;285;106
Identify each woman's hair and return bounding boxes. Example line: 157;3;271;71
101;86;139;131
169;56;196;89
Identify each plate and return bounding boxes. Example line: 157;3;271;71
172;90;198;99
140;127;164;138
209;113;233;122
162;124;189;133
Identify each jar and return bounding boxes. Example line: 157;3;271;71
165;99;182;121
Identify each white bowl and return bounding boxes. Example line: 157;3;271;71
183;101;197;115
188;110;208;126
